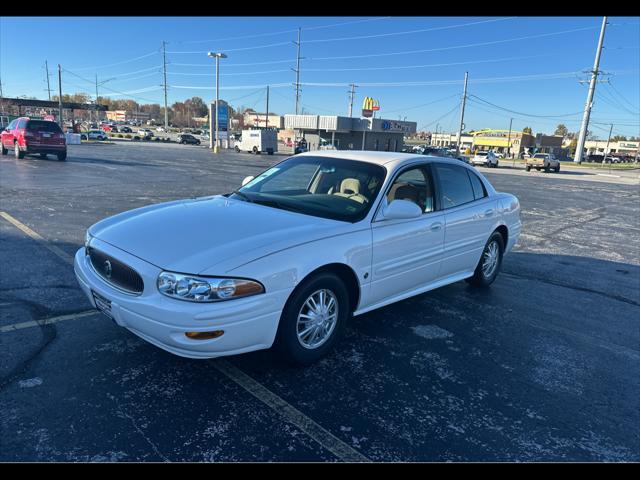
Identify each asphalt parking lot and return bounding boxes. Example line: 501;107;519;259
0;142;638;461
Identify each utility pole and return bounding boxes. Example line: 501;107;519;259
575;16;608;164
95;74;100;123
455;71;469;157
604;123;613;156
162;41;169;131
57;64;63;127
265;85;269;128
348;83;357;117
294;28;302;115
506;117;514;166
45;61;52;101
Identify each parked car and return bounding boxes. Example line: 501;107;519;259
471;151;499;168
1;117;67;161
120;126;132;133
81;130;109;141
178;133;201;145
156;127;165;132
138;129;154;137
75;151;521;365
525;153;560;172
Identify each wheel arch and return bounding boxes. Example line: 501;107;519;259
293;263;361;314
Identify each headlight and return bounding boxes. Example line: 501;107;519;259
85;230;93;249
157;271;264;302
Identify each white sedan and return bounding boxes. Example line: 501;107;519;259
74;151;521;365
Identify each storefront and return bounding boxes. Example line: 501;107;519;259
284;115;417;152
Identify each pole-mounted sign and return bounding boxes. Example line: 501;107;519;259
362;97;380;118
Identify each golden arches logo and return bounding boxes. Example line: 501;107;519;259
362;97;380;111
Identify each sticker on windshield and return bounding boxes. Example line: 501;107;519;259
247;167;280;186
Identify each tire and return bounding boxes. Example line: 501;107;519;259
57;152;67;161
234;146;240;152
544;164;550;173
1;143;8;155
494;160;499;168
274;272;350;366
14;143;25;159
554;165;560;173
252;146;258;155
466;231;504;288
525;166;531;172
197;141;201;145
39;153;47;159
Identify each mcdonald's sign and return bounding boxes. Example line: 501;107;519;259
361;97;380;118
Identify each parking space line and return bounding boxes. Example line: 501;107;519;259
0;310;97;333
0;211;74;265
214;359;370;462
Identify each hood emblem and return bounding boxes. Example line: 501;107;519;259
104;260;112;279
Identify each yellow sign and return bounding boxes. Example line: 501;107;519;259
362;97;380;111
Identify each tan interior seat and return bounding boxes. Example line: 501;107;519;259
332;178;367;204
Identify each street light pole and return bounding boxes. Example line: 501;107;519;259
208;52;227;154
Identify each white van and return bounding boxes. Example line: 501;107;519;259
234;129;278;155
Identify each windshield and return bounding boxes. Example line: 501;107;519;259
232;156;386;223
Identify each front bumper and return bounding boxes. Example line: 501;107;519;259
73;240;288;359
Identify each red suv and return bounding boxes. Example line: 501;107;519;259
1;117;67;161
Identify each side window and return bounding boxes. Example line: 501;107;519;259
387;165;434;213
467;170;487;200
434;163;476;209
17;119;27;129
7;120;17;130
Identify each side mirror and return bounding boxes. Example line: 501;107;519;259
380;199;422;221
241;175;255;187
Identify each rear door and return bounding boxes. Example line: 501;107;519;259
433;162;497;278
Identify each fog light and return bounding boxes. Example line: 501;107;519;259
185;330;224;340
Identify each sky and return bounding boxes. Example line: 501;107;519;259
1;16;639;138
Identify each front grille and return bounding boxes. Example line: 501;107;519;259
87;247;144;295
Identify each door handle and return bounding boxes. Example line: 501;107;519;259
484;209;494;217
430;222;442;232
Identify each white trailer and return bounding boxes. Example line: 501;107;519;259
234;129;277;155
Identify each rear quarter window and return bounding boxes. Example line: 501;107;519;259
467;170;487;200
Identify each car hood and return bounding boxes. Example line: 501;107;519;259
90;195;345;274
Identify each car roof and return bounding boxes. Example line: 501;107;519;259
294;150;469;171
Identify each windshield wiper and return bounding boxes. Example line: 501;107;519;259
231;190;254;203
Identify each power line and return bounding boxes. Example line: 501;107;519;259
166;69;290;77
177;17;390;45
167;41;293;55
302;54;556;73
301;17;517;44
469;94;584;118
306;26;600;61
68;51;159;71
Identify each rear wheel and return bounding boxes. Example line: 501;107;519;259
554;164;560;173
525;165;531;172
1;143;7;155
234;145;240;152
14;143;25;159
274;272;350;365
466;231;504;288
57;152;67;161
252;146;258;155
544;163;550;173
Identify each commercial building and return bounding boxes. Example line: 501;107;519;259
429;133;474;151
243;110;284;129
105;110;150;123
284;115;417;151
583;139;639;157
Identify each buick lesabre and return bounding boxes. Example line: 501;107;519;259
74;151;521;365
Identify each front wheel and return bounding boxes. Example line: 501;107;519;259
525;165;531;172
1;143;8;155
234;146;240;152
466;231;504;288
274;273;350;365
554;165;560;173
